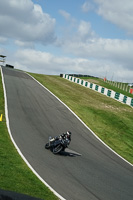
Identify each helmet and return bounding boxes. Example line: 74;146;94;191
66;131;72;136
66;131;72;139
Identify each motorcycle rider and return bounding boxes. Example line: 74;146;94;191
45;131;72;153
60;131;72;141
50;131;72;143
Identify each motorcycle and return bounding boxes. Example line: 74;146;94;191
45;136;70;154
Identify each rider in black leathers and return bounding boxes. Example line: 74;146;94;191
60;131;72;141
50;131;72;144
45;131;72;153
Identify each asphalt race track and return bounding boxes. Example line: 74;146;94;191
2;67;133;200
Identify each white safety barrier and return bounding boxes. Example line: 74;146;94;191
63;74;133;108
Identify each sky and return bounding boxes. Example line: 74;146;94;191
0;0;133;82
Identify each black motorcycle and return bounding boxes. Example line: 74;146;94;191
45;136;70;154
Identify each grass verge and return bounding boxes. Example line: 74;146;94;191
0;69;58;200
30;73;133;164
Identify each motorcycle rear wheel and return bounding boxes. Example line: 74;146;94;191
53;144;63;154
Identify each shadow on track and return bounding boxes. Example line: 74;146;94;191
45;145;82;157
58;150;81;157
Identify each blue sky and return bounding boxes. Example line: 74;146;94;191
0;0;133;82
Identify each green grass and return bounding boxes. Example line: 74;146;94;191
30;73;133;164
0;70;58;200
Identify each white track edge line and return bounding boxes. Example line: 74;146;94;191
27;72;133;167
0;67;66;200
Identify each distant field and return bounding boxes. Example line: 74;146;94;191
30;73;133;164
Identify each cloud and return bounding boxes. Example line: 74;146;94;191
14;49;83;74
59;10;71;21
1;1;133;83
64;36;133;61
81;1;95;12
56;17;133;65
15;40;34;48
62;35;133;74
58;9;76;26
0;0;56;45
0;37;7;44
77;20;96;41
55;17;133;82
8;48;132;82
55;19;97;47
94;0;133;35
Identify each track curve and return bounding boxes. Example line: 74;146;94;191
2;67;133;200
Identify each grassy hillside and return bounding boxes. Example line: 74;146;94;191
0;69;58;200
30;73;133;164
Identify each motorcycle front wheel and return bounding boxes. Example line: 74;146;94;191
53;144;63;154
45;143;50;149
